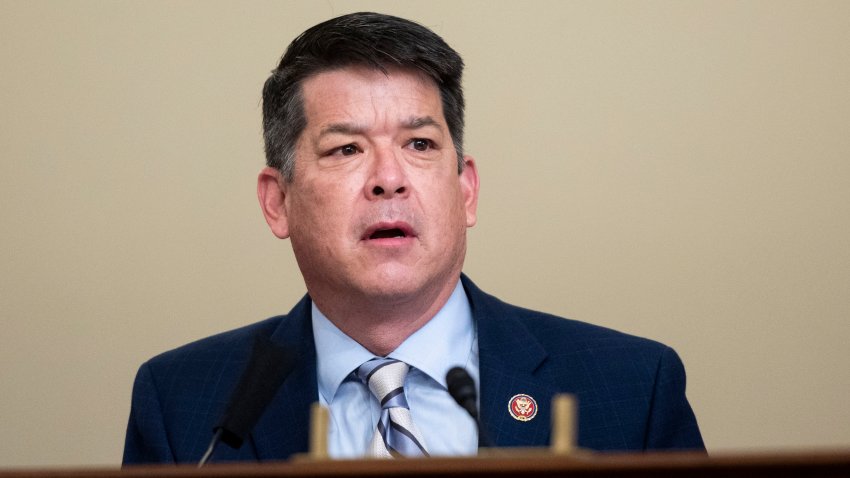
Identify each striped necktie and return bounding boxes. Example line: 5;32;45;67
356;358;429;458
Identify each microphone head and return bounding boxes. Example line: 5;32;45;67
446;366;478;419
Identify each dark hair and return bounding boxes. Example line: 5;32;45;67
262;12;465;181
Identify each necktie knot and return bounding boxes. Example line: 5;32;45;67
356;358;410;410
355;357;429;457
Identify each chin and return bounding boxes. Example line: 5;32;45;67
351;267;432;301
359;276;420;300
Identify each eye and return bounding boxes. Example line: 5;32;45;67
409;138;433;152
338;144;359;156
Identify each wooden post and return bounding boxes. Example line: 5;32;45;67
309;402;330;460
550;394;577;454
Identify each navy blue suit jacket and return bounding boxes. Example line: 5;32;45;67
123;276;703;464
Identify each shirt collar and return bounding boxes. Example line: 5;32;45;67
388;281;474;388
312;279;474;403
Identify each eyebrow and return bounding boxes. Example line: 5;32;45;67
318;123;363;138
317;116;442;139
402;116;441;130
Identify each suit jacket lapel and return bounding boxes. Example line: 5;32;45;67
250;295;318;461
462;275;557;449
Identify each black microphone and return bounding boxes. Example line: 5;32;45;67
446;367;478;419
446;367;493;447
198;334;297;466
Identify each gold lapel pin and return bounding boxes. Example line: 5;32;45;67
508;393;538;421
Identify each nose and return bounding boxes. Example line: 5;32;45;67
365;146;409;200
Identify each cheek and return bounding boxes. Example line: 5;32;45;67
289;181;357;239
423;179;468;230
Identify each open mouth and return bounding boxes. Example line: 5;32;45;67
362;222;415;241
369;228;406;239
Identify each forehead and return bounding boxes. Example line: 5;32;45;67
299;67;445;127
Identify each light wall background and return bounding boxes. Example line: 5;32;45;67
1;0;848;468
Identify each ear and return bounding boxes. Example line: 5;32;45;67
257;167;291;239
459;155;480;227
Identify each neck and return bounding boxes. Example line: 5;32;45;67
310;276;460;356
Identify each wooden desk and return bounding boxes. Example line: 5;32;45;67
2;449;849;478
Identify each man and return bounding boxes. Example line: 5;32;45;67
123;12;703;464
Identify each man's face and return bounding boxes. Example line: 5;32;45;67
263;67;478;305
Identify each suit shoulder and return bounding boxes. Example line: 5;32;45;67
142;315;286;370
467;284;671;368
516;305;667;352
470;280;667;349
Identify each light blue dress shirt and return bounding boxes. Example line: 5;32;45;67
311;280;479;458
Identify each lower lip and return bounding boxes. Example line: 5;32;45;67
363;236;415;247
